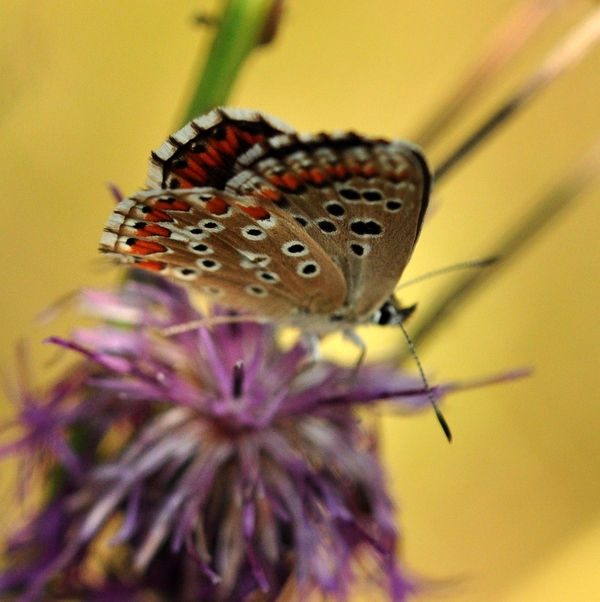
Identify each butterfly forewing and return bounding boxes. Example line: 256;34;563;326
147;108;294;190
100;188;347;320
224;131;430;321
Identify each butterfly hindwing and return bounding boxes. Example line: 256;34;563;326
100;188;347;321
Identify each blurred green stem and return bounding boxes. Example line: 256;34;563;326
181;0;281;123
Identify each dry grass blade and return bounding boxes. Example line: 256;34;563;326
412;0;568;149
433;4;600;181
397;140;600;363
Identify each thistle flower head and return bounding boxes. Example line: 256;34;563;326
0;273;448;602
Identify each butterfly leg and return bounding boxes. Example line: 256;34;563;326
303;333;322;363
343;328;367;372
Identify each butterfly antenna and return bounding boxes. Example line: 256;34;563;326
395;257;497;292
399;323;452;442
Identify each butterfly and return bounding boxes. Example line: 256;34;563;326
100;107;431;335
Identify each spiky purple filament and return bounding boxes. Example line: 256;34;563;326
0;275;447;601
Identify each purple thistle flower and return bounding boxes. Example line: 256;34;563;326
0;273;454;602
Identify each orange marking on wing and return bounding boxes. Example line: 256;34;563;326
213;137;235;157
205;144;228;167
269;173;303;191
154;199;191;211
259;187;282;201
391;166;411;182
135;259;166;272
238;130;264;146
361;164;378;178
136;224;171;238
326;164;348;180
128;239;168;255
226;125;239;149
282;173;302;189
195;149;220;168
239;205;270;220
176;162;210;185
206;197;230;215
143;208;173;223
209;125;239;157
302;168;327;185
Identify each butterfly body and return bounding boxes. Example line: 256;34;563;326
101;108;430;334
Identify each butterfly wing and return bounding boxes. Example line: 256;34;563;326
146;108;294;190
222;131;430;321
100;188;347;321
102;110;429;329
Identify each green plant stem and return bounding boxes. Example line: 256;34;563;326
181;0;280;123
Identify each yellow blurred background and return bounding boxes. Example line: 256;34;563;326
1;1;600;600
